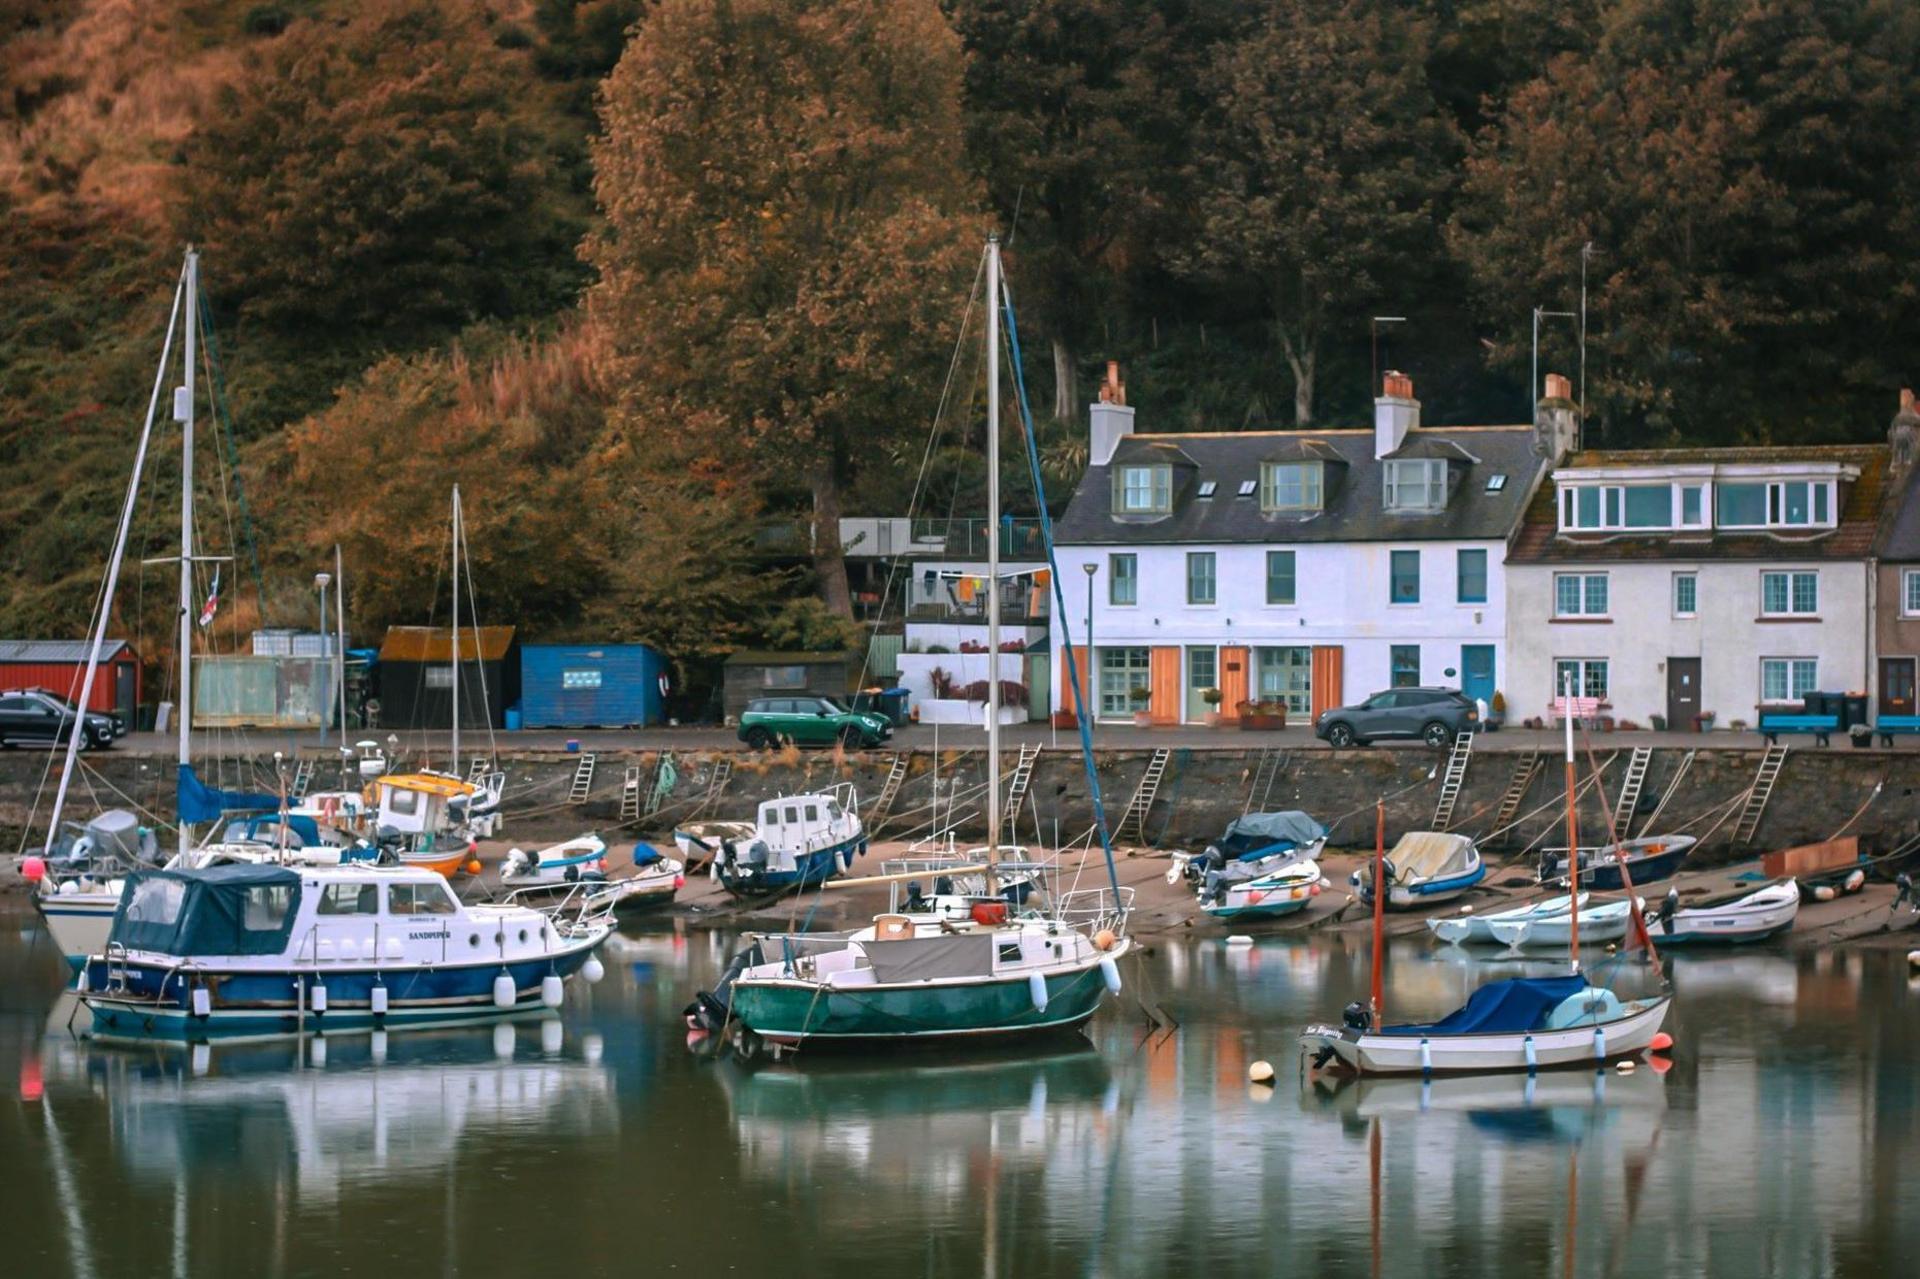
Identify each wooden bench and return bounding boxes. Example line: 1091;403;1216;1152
1758;712;1838;746
1877;715;1920;746
1551;695;1603;726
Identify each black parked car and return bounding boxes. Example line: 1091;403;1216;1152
1314;687;1478;749
0;689;124;750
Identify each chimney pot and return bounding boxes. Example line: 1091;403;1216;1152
1374;371;1419;458
1544;372;1572;402
1382;370;1414;400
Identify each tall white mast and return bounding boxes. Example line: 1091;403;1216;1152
334;542;348;755
176;249;198;857
450;485;462;774
984;237;1002;893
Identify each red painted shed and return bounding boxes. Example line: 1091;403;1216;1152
0;640;142;722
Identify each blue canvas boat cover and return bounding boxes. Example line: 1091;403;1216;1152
109;864;304;958
632;842;664;866
176;764;278;825
1223;811;1325;848
1378;975;1589;1038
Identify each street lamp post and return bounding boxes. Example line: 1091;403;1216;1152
315;571;332;745
1081;561;1097;740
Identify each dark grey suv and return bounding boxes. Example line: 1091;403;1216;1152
0;689;124;749
1314;687;1478;748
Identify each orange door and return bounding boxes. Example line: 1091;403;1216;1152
1310;646;1344;718
1219;646;1250;721
1149;647;1182;724
1057;645;1090;723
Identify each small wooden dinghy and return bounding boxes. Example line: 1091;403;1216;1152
1648;879;1799;945
1427;893;1587;945
1538;835;1696;891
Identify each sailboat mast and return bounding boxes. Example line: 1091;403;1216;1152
1562;670;1581;966
1370;797;1386;1021
451;485;461;775
334;543;347;752
984;237;1002;894
176;249;198;858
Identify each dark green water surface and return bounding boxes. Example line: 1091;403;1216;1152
3;906;1917;1278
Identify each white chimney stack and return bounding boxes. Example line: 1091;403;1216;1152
1374;370;1418;459
1089;360;1134;467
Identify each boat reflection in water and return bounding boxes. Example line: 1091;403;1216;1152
716;1047;1117;1217
38;1007;615;1204
1307;1064;1668;1146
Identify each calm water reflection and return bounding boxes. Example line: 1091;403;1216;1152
3;908;1917;1278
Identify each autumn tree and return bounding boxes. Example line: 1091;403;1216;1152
1180;1;1456;424
180;1;584;424
587;0;982;620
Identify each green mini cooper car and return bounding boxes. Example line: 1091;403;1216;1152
737;694;893;750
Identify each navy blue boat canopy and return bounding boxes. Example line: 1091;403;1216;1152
1378;975;1588;1038
110;864;304;957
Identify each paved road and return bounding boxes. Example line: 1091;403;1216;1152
91;722;1853;758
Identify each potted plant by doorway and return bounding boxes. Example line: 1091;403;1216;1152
1129;683;1153;727
1202;686;1224;726
1236;698;1288;731
1849;721;1874;749
1484;690;1506;731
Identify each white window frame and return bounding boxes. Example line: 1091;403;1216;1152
1553;572;1609;618
1717;480;1836;530
1904;569;1920;617
1383;459;1447;513
1759;570;1818;618
1266;550;1296;606
1552;658;1610;701
1260;461;1324;512
1759;657;1817;703
1109;553;1138;606
1672;572;1697;618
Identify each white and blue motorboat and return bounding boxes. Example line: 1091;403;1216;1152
1350;832;1486;910
77;863;612;1040
1200;857;1324;922
1170;810;1328;888
707;785;867;897
1427;893;1589;945
502;835;685;913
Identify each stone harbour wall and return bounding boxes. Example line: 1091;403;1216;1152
3;743;1916;863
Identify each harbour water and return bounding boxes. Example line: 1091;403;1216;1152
3;906;1917;1278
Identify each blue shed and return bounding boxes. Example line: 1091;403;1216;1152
519;644;666;728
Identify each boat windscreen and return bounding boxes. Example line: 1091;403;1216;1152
110;865;304;956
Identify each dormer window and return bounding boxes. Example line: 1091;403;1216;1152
1261;461;1324;512
1717;480;1834;529
1383;459;1446;513
1114;464;1171;514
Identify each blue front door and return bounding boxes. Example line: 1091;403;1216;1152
1461;645;1496;706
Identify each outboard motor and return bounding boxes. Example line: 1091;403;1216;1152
1658;888;1680;930
934;875;955;898
1342;1001;1373;1033
1201;868;1228;907
1895;872;1916;913
903;880;928;912
684;945;757;1031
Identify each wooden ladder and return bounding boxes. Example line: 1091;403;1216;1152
1119;748;1172;843
289;757;315;801
1488;750;1544;843
1733;744;1790;846
1432;731;1476;831
1002;744;1042;835
1611;746;1654;837
865;753;909;825
1639;749;1696;834
619;764;643;823
567;753;598;805
1243;748;1288;815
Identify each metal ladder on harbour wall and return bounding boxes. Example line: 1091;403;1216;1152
619;764;643;823
1432;731;1476;831
1611;746;1654;837
1639;748;1696;834
1002;744;1041;836
864;753;909;826
1733;744;1790;846
1243;748;1289;816
690;757;734;820
1489;750;1543;843
568;753;598;805
289;757;315;801
1119;748;1171;844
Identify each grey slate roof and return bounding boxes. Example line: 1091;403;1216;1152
0;639;131;663
1052;426;1546;546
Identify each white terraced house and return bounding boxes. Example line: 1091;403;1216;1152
1504;418;1898;729
1046;370;1563;726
